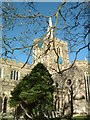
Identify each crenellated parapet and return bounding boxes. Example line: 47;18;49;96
74;58;88;66
0;58;31;84
0;58;31;70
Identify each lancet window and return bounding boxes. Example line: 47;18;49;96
10;70;18;80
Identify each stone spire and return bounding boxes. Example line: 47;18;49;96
46;17;53;39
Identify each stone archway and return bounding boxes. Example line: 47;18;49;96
3;97;7;113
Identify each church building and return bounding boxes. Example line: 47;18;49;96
0;18;89;118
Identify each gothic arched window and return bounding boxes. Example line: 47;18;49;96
0;96;2;112
3;97;7;113
10;70;18;80
58;57;62;64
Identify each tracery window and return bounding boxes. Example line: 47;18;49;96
10;70;18;80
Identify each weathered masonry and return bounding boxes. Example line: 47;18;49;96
0;18;89;117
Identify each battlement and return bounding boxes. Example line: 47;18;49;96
0;58;31;69
74;58;88;66
55;38;68;45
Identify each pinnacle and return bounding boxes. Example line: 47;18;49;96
46;17;53;39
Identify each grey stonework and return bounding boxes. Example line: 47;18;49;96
0;18;89;117
0;41;89;117
0;58;31;115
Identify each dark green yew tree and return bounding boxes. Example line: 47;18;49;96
9;63;54;119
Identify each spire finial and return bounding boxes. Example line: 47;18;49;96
49;17;53;28
46;17;53;39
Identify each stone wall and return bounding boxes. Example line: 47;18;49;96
0;58;31;114
0;37;89;116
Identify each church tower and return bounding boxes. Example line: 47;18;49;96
33;17;69;74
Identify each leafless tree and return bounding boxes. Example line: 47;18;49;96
1;1;90;118
1;2;89;65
